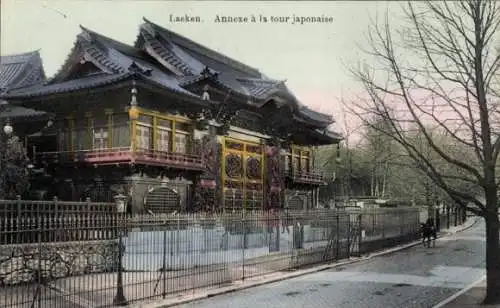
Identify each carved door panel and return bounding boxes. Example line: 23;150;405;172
222;138;264;211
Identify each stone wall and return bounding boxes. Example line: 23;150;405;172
0;240;120;286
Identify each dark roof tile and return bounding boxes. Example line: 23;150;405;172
1;73;133;99
0;50;46;91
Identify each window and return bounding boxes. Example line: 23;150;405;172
137;115;153;150
136;124;152;150
157;119;172;152
92;115;109;150
292;156;300;171
283;155;289;171
301;157;310;172
175;133;187;153
174;122;189;154
74;119;89;150
93;128;108;150
112;114;130;148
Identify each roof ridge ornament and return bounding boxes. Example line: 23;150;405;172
200;66;218;79
128;61;152;76
78;25;93;42
141;22;156;37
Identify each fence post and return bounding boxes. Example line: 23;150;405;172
446;206;450;229
36;201;42;308
358;213;362;257
162;220;168;299
347;214;351;258
85;197;91;240
400;211;404;238
381;211;385;239
242;211;246;281
16;195;21;243
335;214;340;259
435;208;441;232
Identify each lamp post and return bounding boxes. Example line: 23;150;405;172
113;193;128;306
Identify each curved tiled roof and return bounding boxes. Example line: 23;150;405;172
0;50;46;91
137;18;335;127
0;50;51;121
2;21;340;138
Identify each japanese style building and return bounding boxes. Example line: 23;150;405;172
0;18;342;213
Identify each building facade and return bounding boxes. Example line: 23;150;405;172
0;18;341;213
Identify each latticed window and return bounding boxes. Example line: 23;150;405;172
137;125;152;150
157;119;172;152
174;122;189;154
301;157;310;172
112;114;130;148
283;154;290;171
137;115;153;150
292;156;300;171
74;118;89;150
92;115;109;150
157;129;171;151
93;128;108;150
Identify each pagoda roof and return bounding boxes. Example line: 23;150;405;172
2;20;341;137
137;18;335;127
2;27;204;106
0;50;51;122
0;50;46;91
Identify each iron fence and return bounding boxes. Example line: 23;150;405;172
0;205;466;308
0;198;118;244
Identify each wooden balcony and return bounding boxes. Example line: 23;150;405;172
35;147;205;171
283;168;330;185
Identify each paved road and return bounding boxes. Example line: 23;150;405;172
178;219;486;308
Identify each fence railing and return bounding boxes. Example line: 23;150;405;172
0;198;117;244
0;205;466;308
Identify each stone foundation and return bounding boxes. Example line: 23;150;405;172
0;240;120;285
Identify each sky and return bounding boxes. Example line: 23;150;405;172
0;0;404;136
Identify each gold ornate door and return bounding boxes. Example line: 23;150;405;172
221;137;264;211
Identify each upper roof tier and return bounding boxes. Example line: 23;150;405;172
1;18;340;134
136;18;334;126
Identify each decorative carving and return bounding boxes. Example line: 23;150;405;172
246;157;261;179
265;145;282;209
225;141;244;151
199;134;218;180
144;186;180;214
266;146;281;185
225;154;242;178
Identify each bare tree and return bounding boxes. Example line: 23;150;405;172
345;1;500;304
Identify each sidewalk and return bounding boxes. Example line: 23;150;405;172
436;278;500;308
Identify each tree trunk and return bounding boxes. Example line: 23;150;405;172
484;209;500;304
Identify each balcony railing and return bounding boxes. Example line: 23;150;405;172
283;168;332;185
35;147;205;171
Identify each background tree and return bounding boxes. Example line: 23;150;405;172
0;124;31;199
345;1;500;304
